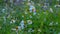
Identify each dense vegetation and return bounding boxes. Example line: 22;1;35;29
0;0;60;34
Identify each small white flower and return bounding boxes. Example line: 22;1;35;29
12;11;15;13
29;5;36;13
28;28;32;32
20;20;24;29
11;28;16;31
27;20;32;25
55;22;58;25
38;4;40;6
57;0;59;1
25;11;28;14
31;30;34;32
38;29;41;32
18;26;21;30
54;5;60;8
2;9;5;13
10;21;12;24
49;21;54;26
22;15;24;18
12;20;16;23
50;8;53;13
33;12;36;15
10;19;16;24
54;5;57;8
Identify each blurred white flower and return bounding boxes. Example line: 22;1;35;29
31;30;34;32
12;20;16;23
2;9;5;13
29;5;36;13
33;12;36;15
22;15;24;18
20;20;24;29
18;26;21;30
27;20;32;25
57;0;59;1
25;11;28;14
10;21;12;24
38;29;41;32
10;19;16;24
11;28;16;31
50;8;53;13
55;22;58;25
54;5;60;8
28;28;32;32
49;21;54;26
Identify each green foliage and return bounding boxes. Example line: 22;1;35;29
0;0;60;34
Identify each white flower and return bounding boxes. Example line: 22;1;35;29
58;5;60;7
29;5;36;13
55;22;58;25
54;5;56;8
38;29;41;32
27;20;32;25
31;30;34;32
10;21;12;24
11;28;16;31
33;12;36;15
2;9;5;13
49;21;54;26
50;8;53;13
18;26;21;30
20;20;24;29
10;19;16;24
25;11;28;14
28;28;32;32
54;5;60;8
12;20;16;23
22;15;24;18
57;0;59;1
